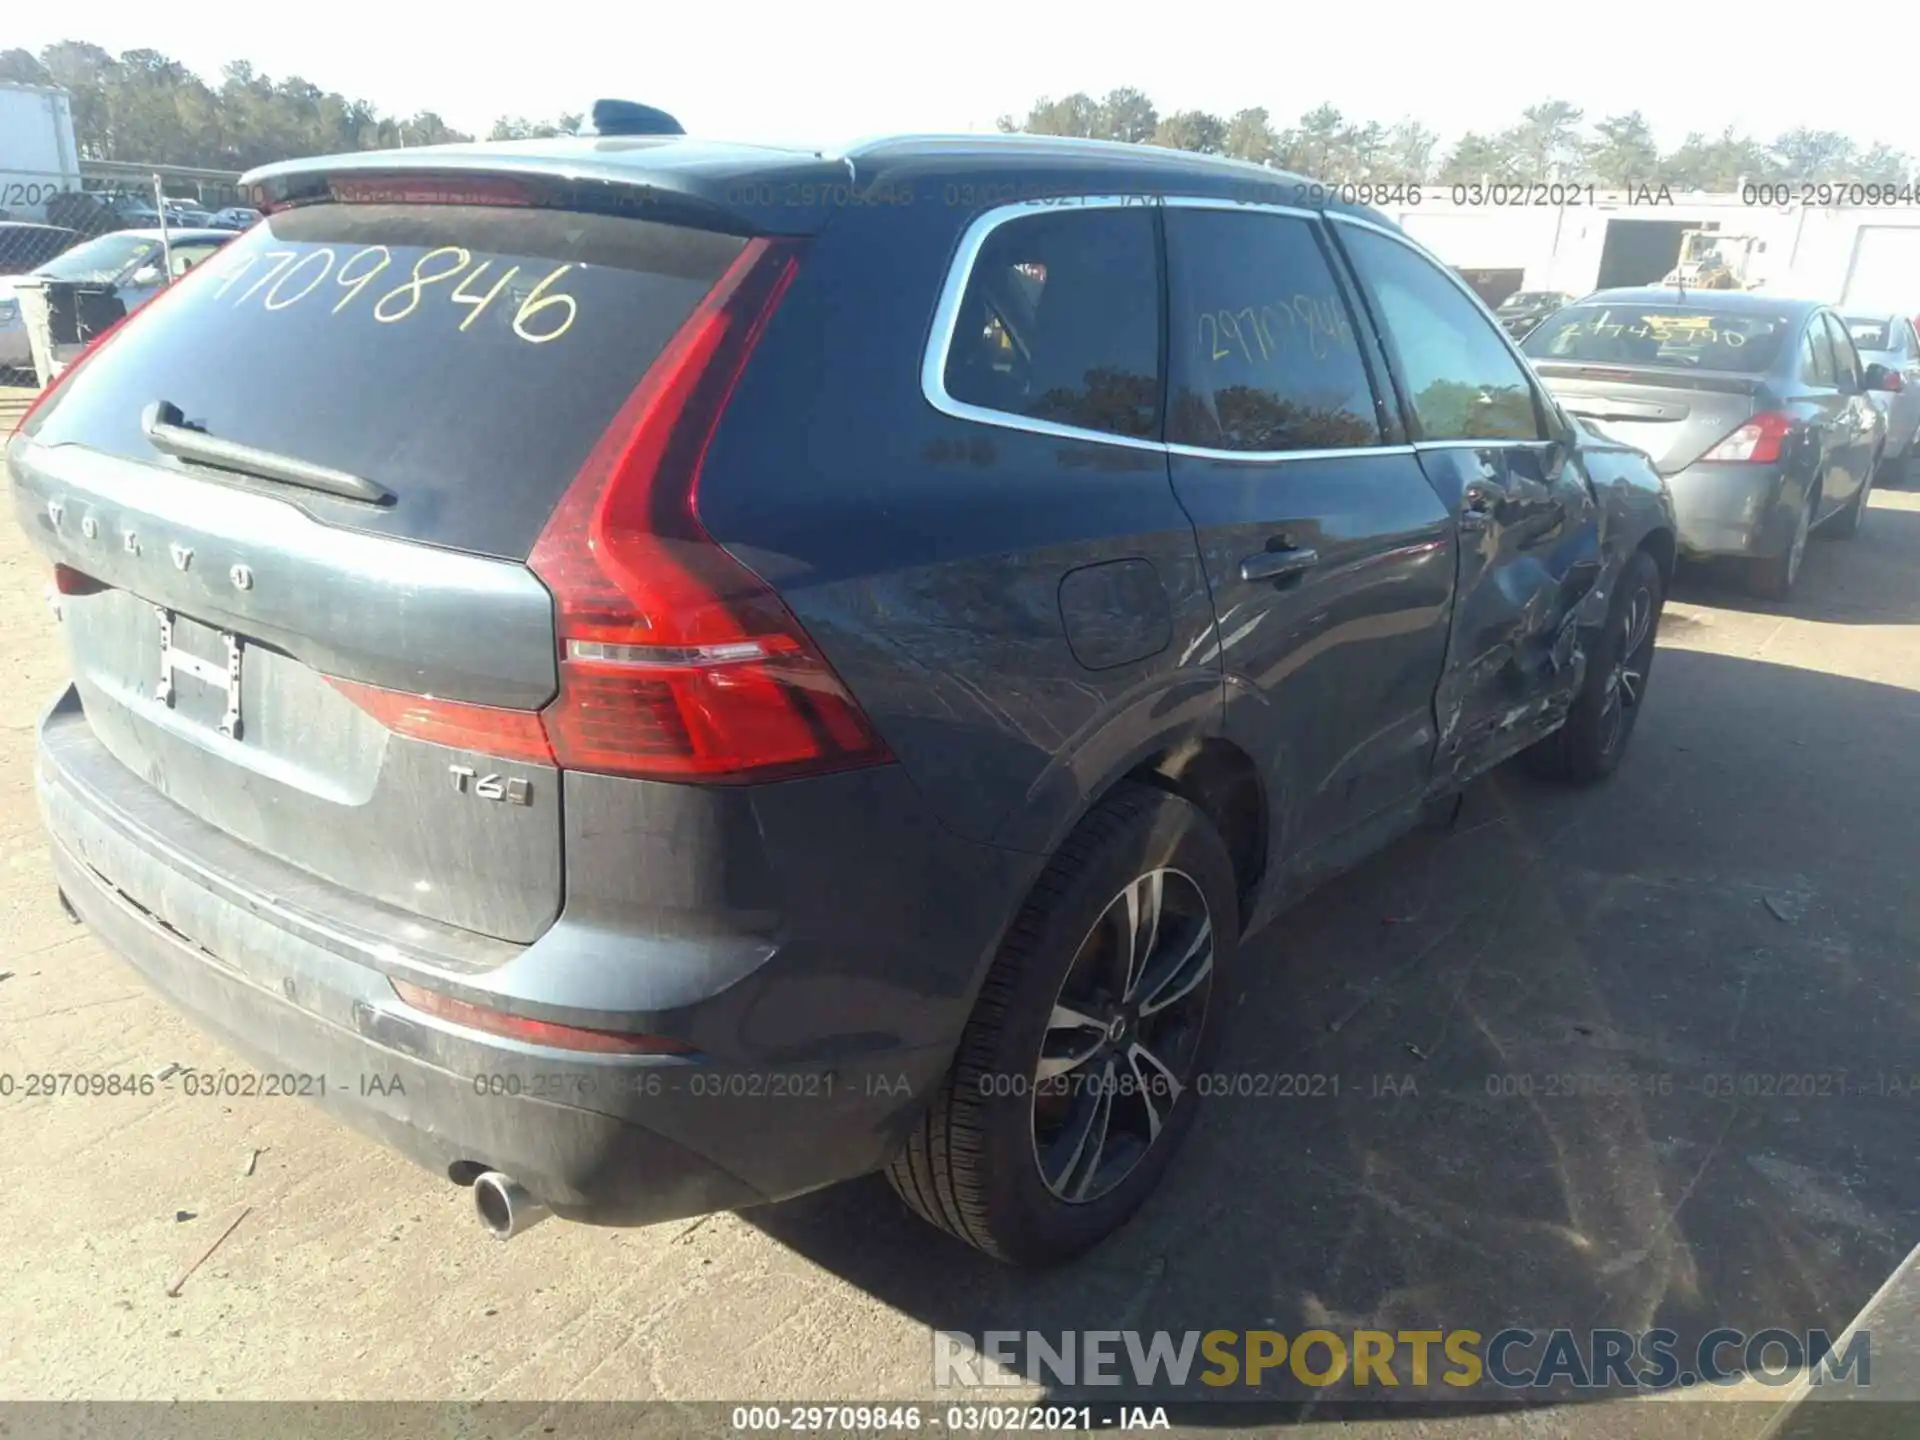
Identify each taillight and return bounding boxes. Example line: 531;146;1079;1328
390;979;696;1055
525;237;891;783
326;678;554;765
52;563;107;596
1700;411;1793;464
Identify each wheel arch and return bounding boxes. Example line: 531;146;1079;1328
1637;525;1677;593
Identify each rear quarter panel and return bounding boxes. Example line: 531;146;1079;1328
692;181;1223;856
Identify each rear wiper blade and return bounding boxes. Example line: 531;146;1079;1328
141;400;393;505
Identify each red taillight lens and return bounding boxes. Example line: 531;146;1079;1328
390;979;695;1055
52;563;107;596
526;236;892;783
326;678;554;765
1700;411;1793;465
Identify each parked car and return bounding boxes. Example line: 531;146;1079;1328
0;225;78;365
10;131;1675;1267
1523;289;1891;599
1495;289;1575;339
207;206;261;231
162;197;215;227
44;188;163;234
1840;311;1920;485
0;227;232;371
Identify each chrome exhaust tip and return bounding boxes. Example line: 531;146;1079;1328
472;1171;551;1240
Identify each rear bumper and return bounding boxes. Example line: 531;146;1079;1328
38;685;1025;1226
1665;461;1795;559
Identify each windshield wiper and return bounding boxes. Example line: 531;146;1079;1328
141;400;393;505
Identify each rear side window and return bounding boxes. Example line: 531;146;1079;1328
1802;323;1836;386
1845;316;1893;351
1342;226;1543;442
1164;209;1381;453
30;204;746;558
942;207;1161;441
1823;313;1864;390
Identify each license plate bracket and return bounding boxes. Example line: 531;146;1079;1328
153;606;243;739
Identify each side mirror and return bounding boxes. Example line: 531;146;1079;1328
1864;362;1904;393
129;264;162;287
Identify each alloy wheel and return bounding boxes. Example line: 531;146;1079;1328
1599;583;1656;757
1031;868;1215;1204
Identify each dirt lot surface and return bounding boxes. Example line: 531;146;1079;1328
3;400;1917;1436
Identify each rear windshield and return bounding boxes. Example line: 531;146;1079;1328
1843;317;1892;350
30;203;746;558
1521;303;1791;375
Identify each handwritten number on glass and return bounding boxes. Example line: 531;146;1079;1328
208;242;579;346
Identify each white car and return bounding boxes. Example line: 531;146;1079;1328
0;227;232;372
1841;312;1920;483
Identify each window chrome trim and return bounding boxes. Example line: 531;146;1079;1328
921;193;1421;464
1167;442;1416;464
1160;194;1322;222
1410;438;1535;452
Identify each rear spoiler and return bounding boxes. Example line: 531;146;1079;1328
1530;362;1767;398
240;144;853;238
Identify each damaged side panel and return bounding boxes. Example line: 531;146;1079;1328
1417;440;1614;786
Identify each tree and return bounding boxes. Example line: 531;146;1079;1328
398;111;466;148
1661;128;1774;190
1438;131;1519;184
1096;87;1158;144
1381;119;1438;182
1771;128;1856;183
0;48;52;84
998;93;1102;138
1278;104;1347;176
1336;120;1386;180
489;115;583;141
1221;107;1277;165
1587;112;1659;187
1854;143;1914;185
1152;110;1226;154
23;41;475;170
1503;100;1586;181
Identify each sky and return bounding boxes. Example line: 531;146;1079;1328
12;0;1917;154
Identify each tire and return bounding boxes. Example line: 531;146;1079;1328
1825;464;1873;540
886;783;1238;1266
1519;548;1663;785
1747;488;1813;600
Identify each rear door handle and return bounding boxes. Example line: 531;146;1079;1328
1240;546;1320;584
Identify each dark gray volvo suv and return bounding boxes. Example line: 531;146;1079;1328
10;131;1676;1266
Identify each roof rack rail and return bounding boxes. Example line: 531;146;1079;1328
590;100;685;137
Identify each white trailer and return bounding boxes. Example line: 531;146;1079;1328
0;83;82;221
1839;225;1920;314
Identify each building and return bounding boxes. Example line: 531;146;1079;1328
1382;188;1920;313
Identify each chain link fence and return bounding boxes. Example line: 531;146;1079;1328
2;168;251;384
